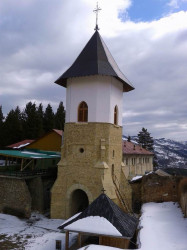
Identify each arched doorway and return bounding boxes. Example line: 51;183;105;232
70;189;89;216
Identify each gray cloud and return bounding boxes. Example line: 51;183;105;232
0;0;187;140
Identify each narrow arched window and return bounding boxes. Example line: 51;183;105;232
114;105;118;125
78;101;88;122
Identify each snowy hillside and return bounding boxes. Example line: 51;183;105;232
154;138;187;168
123;136;187;169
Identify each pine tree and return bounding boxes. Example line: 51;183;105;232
0;106;3;125
55;101;65;130
22;102;39;139
36;103;44;137
4;106;23;146
0;106;4;148
137;127;158;170
127;135;131;142
137;127;154;151
43;104;54;133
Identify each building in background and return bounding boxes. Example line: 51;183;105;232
7;140;35;150
26;129;63;152
123;140;154;180
0;129;62;218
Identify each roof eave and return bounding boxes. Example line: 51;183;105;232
54;78;67;88
62;228;131;239
55;75;135;92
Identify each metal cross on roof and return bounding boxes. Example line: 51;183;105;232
101;187;106;194
93;2;102;31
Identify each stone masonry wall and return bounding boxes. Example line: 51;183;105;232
51;122;130;219
26;177;44;213
131;173;180;213
0;176;31;218
178;178;187;217
141;173;179;203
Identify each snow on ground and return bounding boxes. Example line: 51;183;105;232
138;202;187;250
1;202;187;250
0;212;77;250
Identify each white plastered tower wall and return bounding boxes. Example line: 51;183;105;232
50;76;132;219
66;75;123;125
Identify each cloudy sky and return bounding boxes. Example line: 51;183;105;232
0;0;187;140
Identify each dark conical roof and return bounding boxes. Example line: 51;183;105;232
55;31;134;92
59;194;138;238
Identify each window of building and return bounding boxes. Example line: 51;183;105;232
132;158;136;165
78;101;88;122
113;150;115;158
112;164;114;176
139;158;142;164
126;158;128;165
145;158;149;163
114;105;118;125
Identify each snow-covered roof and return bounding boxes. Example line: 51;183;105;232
59;194;138;239
7;139;34;149
131;175;143;182
64;216;122;237
78;245;121;250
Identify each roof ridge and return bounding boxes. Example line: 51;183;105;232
96;30;99;74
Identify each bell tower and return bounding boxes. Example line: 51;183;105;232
51;30;134;219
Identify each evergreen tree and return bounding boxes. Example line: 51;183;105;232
127;135;131;142
0;106;3;125
3;106;23;146
55;101;65;130
22;102;39;139
137;127;158;170
0;106;4;148
137;127;154;151
43;104;54;133
36;103;44;137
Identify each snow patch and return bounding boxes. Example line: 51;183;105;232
138;202;187;250
64;216;122;237
79;245;122;249
131;175;142;181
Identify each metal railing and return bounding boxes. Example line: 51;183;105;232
0;168;57;178
112;173;134;215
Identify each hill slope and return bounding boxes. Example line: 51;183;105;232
123;136;187;169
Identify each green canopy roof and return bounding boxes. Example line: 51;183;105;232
0;149;61;159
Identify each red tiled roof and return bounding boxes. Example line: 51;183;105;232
7;140;35;149
122;140;154;155
53;129;63;136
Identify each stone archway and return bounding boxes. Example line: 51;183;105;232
70;189;89;216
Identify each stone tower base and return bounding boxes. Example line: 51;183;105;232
51;123;132;219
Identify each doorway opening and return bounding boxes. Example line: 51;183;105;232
70;189;89;216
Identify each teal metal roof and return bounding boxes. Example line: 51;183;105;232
0;149;61;159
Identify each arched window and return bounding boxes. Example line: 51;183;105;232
114;105;118;125
78;101;88;122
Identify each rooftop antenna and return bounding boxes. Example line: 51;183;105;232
93;2;102;31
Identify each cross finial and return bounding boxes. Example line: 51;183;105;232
101;188;106;194
93;2;101;31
